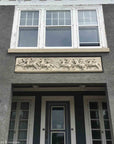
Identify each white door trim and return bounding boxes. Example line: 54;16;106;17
40;96;76;144
9;96;35;144
83;96;107;144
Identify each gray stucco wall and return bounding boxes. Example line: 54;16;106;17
0;5;114;143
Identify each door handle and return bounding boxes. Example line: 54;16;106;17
71;128;74;131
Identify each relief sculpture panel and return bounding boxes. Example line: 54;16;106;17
15;57;102;72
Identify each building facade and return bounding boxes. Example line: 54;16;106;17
0;0;114;144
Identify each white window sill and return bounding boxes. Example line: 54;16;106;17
8;48;110;53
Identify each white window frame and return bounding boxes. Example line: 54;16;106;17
43;8;73;49
10;5;108;50
84;96;112;144
8;96;35;144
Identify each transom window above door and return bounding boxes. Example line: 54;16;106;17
9;5;108;52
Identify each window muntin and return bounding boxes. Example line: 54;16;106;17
45;10;72;47
78;10;100;47
18;11;39;47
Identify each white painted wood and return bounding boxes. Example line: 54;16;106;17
10;5;108;51
40;96;76;144
84;96;112;144
0;0;114;5
10;96;35;144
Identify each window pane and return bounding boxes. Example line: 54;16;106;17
20;111;29;119
19;121;28;129
107;141;112;144
92;130;101;139
91;120;100;129
51;107;65;129
20;11;26;25
105;131;111;139
103;110;109;119
18;28;38;47
27;12;32;25
102;102;107;110
18;141;26;144
11;111;16;119
8;131;14;141
9;120;15;129
46;11;71;25
93;141;102;144
20;11;39;26
89;102;98;109
33;11;39;25
78;10;97;25
21;102;29;110
18;130;27;139
52;133;64;144
104;121;110;129
90;111;99;119
79;27;100;46
11;102;17;110
46;27;71;47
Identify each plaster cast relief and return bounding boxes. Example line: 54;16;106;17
15;57;102;72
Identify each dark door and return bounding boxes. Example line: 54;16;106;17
45;102;71;144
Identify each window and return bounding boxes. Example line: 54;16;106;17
8;97;35;144
78;10;100;47
9;6;108;52
84;96;112;144
18;11;39;47
46;10;72;47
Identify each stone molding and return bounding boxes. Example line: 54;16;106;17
15;57;102;72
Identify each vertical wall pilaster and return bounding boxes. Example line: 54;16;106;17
0;84;12;143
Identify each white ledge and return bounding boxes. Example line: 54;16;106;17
0;1;114;5
8;48;110;53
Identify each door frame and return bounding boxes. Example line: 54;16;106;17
40;96;76;144
8;96;35;144
84;96;107;144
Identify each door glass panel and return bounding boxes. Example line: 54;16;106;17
105;130;111;139
8;102;17;142
93;141;102;144
51;106;65;129
106;141;112;144
21;102;29;110
89;102;101;142
8;130;14;141
92;130;101;139
19;141;27;144
104;121;110;129
18;102;29;143
9;120;15;129
19;121;28;129
52;133;64;144
89;102;98;109
91;120;100;129
18;130;27;139
90;111;99;119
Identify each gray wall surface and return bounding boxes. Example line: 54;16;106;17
0;5;114;143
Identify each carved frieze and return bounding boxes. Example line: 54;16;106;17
15;57;102;72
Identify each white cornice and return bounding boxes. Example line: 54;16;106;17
0;0;114;6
